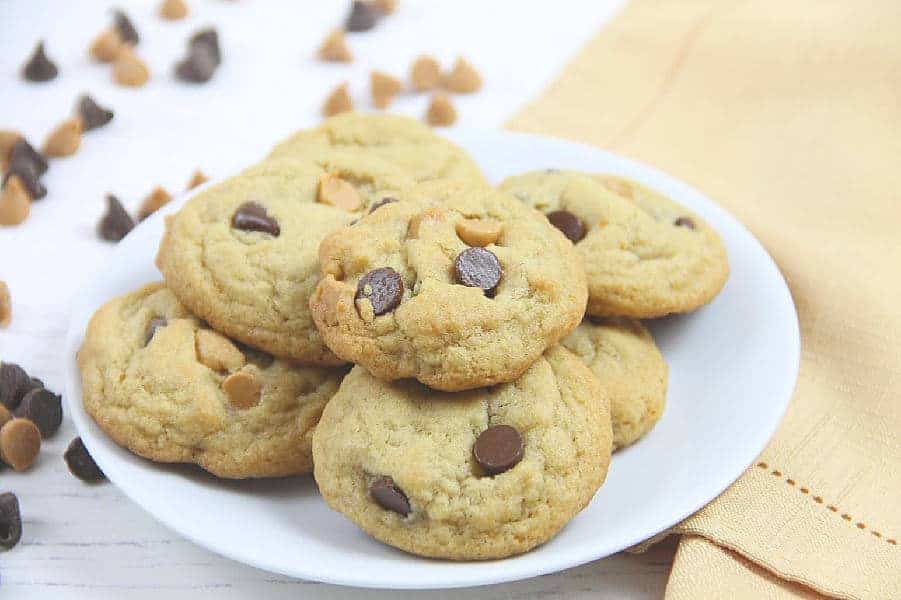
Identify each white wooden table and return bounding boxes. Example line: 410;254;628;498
2;1;674;597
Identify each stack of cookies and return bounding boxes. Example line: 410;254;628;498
78;112;729;560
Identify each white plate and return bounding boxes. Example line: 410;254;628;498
64;129;799;590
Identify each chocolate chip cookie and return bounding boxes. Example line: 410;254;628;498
310;179;588;391
268;112;485;184
78;283;345;478
499;170;729;318
156;154;412;364
312;345;612;560
562;317;668;449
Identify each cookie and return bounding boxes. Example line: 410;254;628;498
562;317;667;449
312;345;612;560
499;170;729;318
78;283;345;478
268;112;485;184
156;153;412;364
310;179;588;391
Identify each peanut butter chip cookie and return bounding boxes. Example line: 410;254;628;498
312;346;612;560
156;154;412;364
499;170;729;318
562;317;668;449
310;180;588;391
77;283;345;478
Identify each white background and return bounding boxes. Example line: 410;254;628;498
1;1;677;598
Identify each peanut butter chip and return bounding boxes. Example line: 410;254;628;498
317;173;362;211
410;55;440;91
322;83;353;117
186;169;209;190
0;418;41;471
0;405;10;427
137;186;172;221
222;371;262;409
196;329;245;372
0;176;31;226
113;48;150;87
455;218;501;247
90;28;125;63
0;281;9;328
0;131;23;171
425;93;457;127
159;0;189;20
371;70;402;109
443;57;482;93
43;118;82;158
373;0;398;14
318;29;352;63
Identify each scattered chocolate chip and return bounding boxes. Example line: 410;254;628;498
98;194;135;242
64;437;106;483
3;163;45;202
454;247;502;294
22;41;58;82
346;1;378;32
145;317;167;346
674;216;696;230
0;418;41;471
175;43;218;83
370;476;410;516
0;363;34;411
356;267;404;315
14;387;62;438
77;95;114;131
547;210;585;243
30;377;44;390
473;424;524;475
114;9;140;45
190;28;221;66
369;197;397;214
231;202;280;236
0;492;22;549
10;138;47;176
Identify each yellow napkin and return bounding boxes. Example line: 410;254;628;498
508;1;901;598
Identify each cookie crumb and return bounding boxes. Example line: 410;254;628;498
322;82;353;117
318;29;352;63
186;169;208;190
443;57;481;93
43;118;83;158
89;28;125;63
0;176;31;226
0;131;23;171
318;173;363;211
113;47;150;87
195;329;245;372
159;0;189;20
0;418;41;471
0;282;10;328
98;194;134;241
137;186;172;221
371;70;402;109
222;371;262;409
22;41;58;82
373;0;398;15
425;93;456;126
410;55;440;91
455;218;502;247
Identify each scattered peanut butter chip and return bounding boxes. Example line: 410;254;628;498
0;282;10;328
159;0;189;20
318;29;352;63
137;186;172;221
90;28;125;63
373;0;398;15
113;47;150;87
0;177;31;226
114;9;140;45
345;1;378;32
322;83;353;117
77;95;114;131
425;93;457;126
317;173;363;211
186;169;208;190
455;218;502;247
371;70;402;109
0;418;41;471
22;41;58;82
196;329;245;372
410;55;440;91
443;57;482;93
0;405;10;427
0;131;23;171
222;371;262;409
43;118;83;158
97;194;134;241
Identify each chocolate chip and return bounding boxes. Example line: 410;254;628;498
453;247;502;294
473;424;524;475
0;492;22;549
370;476;410;516
14;387;62;438
547;210;585;243
190;28;221;66
10;138;47;176
674;216;696;230
175;43;218;83
114;9;140;45
0;363;33;411
231;202;280;236
77;95;114;131
22;41;58;82
369;197;397;214
346;1;378;31
3;163;45;202
356;267;404;315
98;194;135;242
64;437;106;483
145;317;167;346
